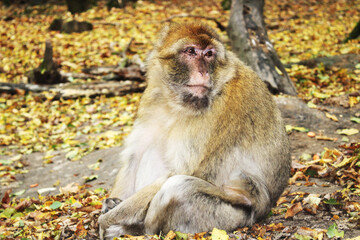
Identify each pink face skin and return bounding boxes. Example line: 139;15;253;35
180;45;216;97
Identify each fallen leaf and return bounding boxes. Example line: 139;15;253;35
60;182;80;194
325;112;338;121
323;198;341;205
315;136;337;141
10;189;25;197
333;156;356;168
285;202;303;219
326;223;344;238
350;117;360;123
83;174;98;182
303;194;321;206
49;201;62;210
2;189;11;204
175;231;188;240
289;171;307;185
37;187;57;195
15;199;32;211
286;125;309;133
164;230;177;240
276;196;288;205
211;228;229;240
336;128;359;136
349;96;358;107
307;102;317;109
0;207;16;218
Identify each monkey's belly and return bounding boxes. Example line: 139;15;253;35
134;147;168;192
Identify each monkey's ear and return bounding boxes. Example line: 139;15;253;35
154;23;172;48
146;24;169;63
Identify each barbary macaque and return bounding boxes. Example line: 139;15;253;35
98;22;291;239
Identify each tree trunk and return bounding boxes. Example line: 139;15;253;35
344;20;360;43
107;0;137;9
227;0;297;95
65;0;93;14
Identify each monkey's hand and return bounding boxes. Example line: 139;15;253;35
99;198;122;240
101;198;122;214
99;179;166;239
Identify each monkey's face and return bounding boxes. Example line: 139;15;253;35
162;42;219;111
149;23;227;112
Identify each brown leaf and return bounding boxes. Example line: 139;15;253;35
285;202;303;219
60;182;80;194
276;196;288;206
344;202;360;212
289;171;307;185
15;199;32;211
2;189;11;204
266;223;285;231
78;206;97;213
75;221;87;237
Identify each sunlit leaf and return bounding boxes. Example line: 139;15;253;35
83;174;98;182
211;228;229;240
336;128;359;136
49;201;62;210
350;117;360;124
0;208;16;218
325;113;338;122
285;202;303;219
326;223;344;238
175;231;188;240
10;189;26;197
323;198;341;205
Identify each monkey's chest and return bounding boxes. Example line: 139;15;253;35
134;146;168;192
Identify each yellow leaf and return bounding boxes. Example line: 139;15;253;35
307;102;317;109
212;228;229;240
333;156;356;168
275;66;283;75
336;128;359;136
325;113;338;122
349;96;358;107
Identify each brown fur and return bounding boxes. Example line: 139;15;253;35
98;22;290;239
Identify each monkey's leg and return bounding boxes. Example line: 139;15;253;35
98;178;165;240
144;175;256;234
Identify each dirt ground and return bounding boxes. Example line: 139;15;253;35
2;96;360;237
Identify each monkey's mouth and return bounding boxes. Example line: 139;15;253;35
185;84;210;97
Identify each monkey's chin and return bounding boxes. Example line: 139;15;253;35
182;92;210;110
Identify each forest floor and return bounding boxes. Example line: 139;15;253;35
1;0;360;239
1;95;360;240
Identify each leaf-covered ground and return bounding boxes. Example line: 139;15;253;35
1;0;360;239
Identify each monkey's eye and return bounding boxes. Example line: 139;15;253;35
204;50;213;57
185;47;196;55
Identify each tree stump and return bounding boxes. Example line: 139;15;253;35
49;19;93;33
27;40;67;85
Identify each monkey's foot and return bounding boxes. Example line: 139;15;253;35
104;224;144;239
101;197;122;214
